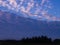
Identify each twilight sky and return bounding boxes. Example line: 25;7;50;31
0;0;60;40
50;0;60;17
0;0;60;21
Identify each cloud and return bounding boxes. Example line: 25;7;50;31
0;0;60;21
8;0;17;8
41;0;46;6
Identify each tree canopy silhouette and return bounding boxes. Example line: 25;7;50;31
0;36;60;45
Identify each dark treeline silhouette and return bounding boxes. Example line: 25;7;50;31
0;36;60;45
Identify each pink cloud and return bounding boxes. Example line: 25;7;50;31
0;0;60;21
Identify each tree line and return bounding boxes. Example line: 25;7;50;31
0;36;60;45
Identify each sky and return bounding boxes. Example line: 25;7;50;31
50;0;60;17
0;0;60;40
0;0;60;21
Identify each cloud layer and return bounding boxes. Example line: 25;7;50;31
0;0;60;21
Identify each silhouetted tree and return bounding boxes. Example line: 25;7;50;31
0;36;60;45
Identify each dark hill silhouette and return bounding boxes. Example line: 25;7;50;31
0;10;60;40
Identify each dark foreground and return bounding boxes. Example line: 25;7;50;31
0;36;60;45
